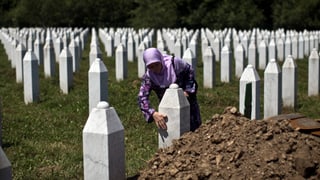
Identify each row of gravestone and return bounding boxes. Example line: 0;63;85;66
82;39;319;179
0;27;154;179
201;28;320;61
0;27;320;179
0;27;90;180
87;27;320;179
86;28;320;179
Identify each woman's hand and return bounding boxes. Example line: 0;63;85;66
153;111;167;129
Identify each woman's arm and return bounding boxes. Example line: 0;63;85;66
138;74;156;123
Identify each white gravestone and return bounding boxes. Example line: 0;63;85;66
282;55;297;108
88;58;108;113
44;31;56;78
59;47;73;94
203;46;216;88
298;34;304;59
201;37;209;60
241;34;249;59
157;39;166;53
304;34;310;56
181;34;188;51
69;38;79;73
264;59;282;119
138;42;146;78
10;39;17;68
54;37;63;62
158;84;190;148
34;35;43;65
239;64;261;120
233;34;240;55
134;33;140;57
62;32;69;49
248;40;257;69
189;37;198;60
285;36;292;59
114;31;121;48
106;34;114;57
0;147;12;180
23;49;39;104
292;35;299;59
268;38;277;61
89;44;102;67
212;37;221;62
277;38;285;62
27;32;34;51
221;45;232;83
127;34;136;62
182;48;197;78
83;101;125;180
224;34;231;50
308;49;320;96
174;39;183;58
121;33;127;48
258;39;268;70
115;43;128;81
75;36;82;61
143;35;151;49
235;43;245;79
15;43;26;83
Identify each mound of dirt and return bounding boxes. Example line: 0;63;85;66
137;107;320;179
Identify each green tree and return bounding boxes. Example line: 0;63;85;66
272;0;320;30
0;0;18;26
10;0;69;27
129;0;178;28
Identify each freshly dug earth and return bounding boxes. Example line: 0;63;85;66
137;107;320;179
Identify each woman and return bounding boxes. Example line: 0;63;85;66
138;47;201;131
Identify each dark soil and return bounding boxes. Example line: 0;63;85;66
137;106;320;180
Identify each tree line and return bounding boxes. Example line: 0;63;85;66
0;0;319;30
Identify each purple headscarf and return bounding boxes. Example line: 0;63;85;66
143;48;176;87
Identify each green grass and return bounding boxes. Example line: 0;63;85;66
1;35;319;179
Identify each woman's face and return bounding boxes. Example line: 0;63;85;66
147;62;162;74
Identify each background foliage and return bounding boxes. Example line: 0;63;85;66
0;0;320;30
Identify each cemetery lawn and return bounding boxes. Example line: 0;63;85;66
1;38;320;179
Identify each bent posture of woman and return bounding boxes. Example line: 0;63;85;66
138;47;201;131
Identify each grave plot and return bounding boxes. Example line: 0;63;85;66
137;107;320;179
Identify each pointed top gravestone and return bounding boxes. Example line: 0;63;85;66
239;64;261;120
59;47;73;94
174;39;183;58
248;40;257;68
203;46;215;88
264;59;282;119
89;44;102;66
15;43;26;83
88;58;108;113
83;101;125;180
235;43;245;78
308;48;320;96
221;44;232;83
23;49;39;104
258;39;268;70
115;43;128;81
158;84;190;148
282;55;297;108
182;48;197;77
